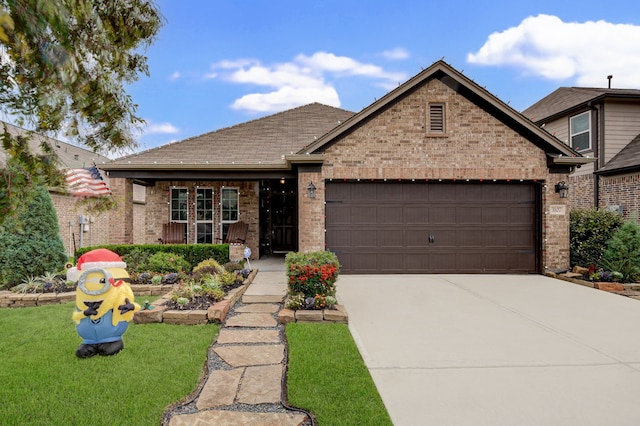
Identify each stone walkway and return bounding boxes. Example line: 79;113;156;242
166;258;310;426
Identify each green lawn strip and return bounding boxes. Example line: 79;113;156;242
0;302;217;425
286;323;392;426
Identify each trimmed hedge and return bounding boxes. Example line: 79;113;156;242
74;244;229;271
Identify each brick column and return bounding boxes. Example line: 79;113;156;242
108;178;134;244
298;171;324;252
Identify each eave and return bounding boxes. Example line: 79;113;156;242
101;155;325;182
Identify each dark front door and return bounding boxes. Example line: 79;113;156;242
325;181;539;274
259;179;298;255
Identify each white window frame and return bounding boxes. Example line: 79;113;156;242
169;187;188;222
195;187;214;244
220;187;239;241
570;111;591;151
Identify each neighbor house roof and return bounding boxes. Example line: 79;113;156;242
0;121;109;169
102;103;353;179
522;87;640;123
300;60;591;169
596;133;640;175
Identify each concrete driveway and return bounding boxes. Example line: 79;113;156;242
336;274;640;426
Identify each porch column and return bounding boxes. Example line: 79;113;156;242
298;170;324;252
108;177;134;244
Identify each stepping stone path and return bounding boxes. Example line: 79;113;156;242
166;292;309;426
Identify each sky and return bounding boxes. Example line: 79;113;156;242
9;0;640;154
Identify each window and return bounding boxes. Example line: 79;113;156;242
570;111;591;151
170;188;188;222
196;188;213;244
221;187;239;241
428;103;445;133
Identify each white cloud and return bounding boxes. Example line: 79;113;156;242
381;47;410;60
467;14;640;87
144;121;179;135
231;86;340;112
168;71;181;81
209;51;407;113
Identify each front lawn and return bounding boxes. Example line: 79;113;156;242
286;322;392;425
0;300;216;425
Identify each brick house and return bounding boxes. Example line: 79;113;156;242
523;87;640;219
0;122;132;256
102;61;591;274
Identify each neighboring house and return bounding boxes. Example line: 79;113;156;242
522;87;640;219
0;122;138;255
102;60;591;274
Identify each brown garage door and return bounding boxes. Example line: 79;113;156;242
325;182;539;274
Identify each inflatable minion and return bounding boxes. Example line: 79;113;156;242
67;249;140;358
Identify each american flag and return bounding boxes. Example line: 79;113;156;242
65;164;111;197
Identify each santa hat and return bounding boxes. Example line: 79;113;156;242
67;249;127;282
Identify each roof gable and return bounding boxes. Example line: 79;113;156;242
300;60;586;166
107;103;353;168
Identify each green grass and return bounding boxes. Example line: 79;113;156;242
286;323;392;426
0;301;217;426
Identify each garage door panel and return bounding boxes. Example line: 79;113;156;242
403;206;430;223
430;207;456;224
326;182;538;274
457;230;483;246
405;230;430;247
459;206;483;224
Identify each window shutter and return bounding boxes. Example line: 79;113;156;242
429;104;445;133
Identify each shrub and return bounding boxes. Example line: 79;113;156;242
285;251;340;302
193;258;225;275
570;208;623;268
122;248;151;272
146;252;190;273
0;186;66;288
75;243;230;269
602;220;640;282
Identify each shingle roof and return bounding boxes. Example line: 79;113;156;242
522;87;640;123
596;133;640;175
107;103;353;167
1;122;109;169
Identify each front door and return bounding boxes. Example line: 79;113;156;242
259;179;298;255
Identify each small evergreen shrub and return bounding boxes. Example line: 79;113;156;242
570;208;623;268
0;186;66;288
602;220;640;282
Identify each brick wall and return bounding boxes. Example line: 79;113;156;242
108;178;133;244
298;78;571;271
143;180;260;259
568;174;595;210
600;173;640;220
50;192;110;256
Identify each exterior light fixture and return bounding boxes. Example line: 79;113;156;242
307;182;316;199
555;181;569;199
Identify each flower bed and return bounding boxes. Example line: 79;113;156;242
284;250;340;311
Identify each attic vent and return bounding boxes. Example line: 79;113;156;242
428;103;445;133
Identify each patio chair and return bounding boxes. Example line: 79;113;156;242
221;221;248;244
159;222;186;244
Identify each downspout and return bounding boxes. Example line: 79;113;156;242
589;101;602;208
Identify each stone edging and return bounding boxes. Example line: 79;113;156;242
0;284;175;308
0;270;258;326
133;269;258;325
277;305;348;324
546;272;640;292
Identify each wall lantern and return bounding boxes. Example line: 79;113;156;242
555;181;569;199
307;182;316;199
